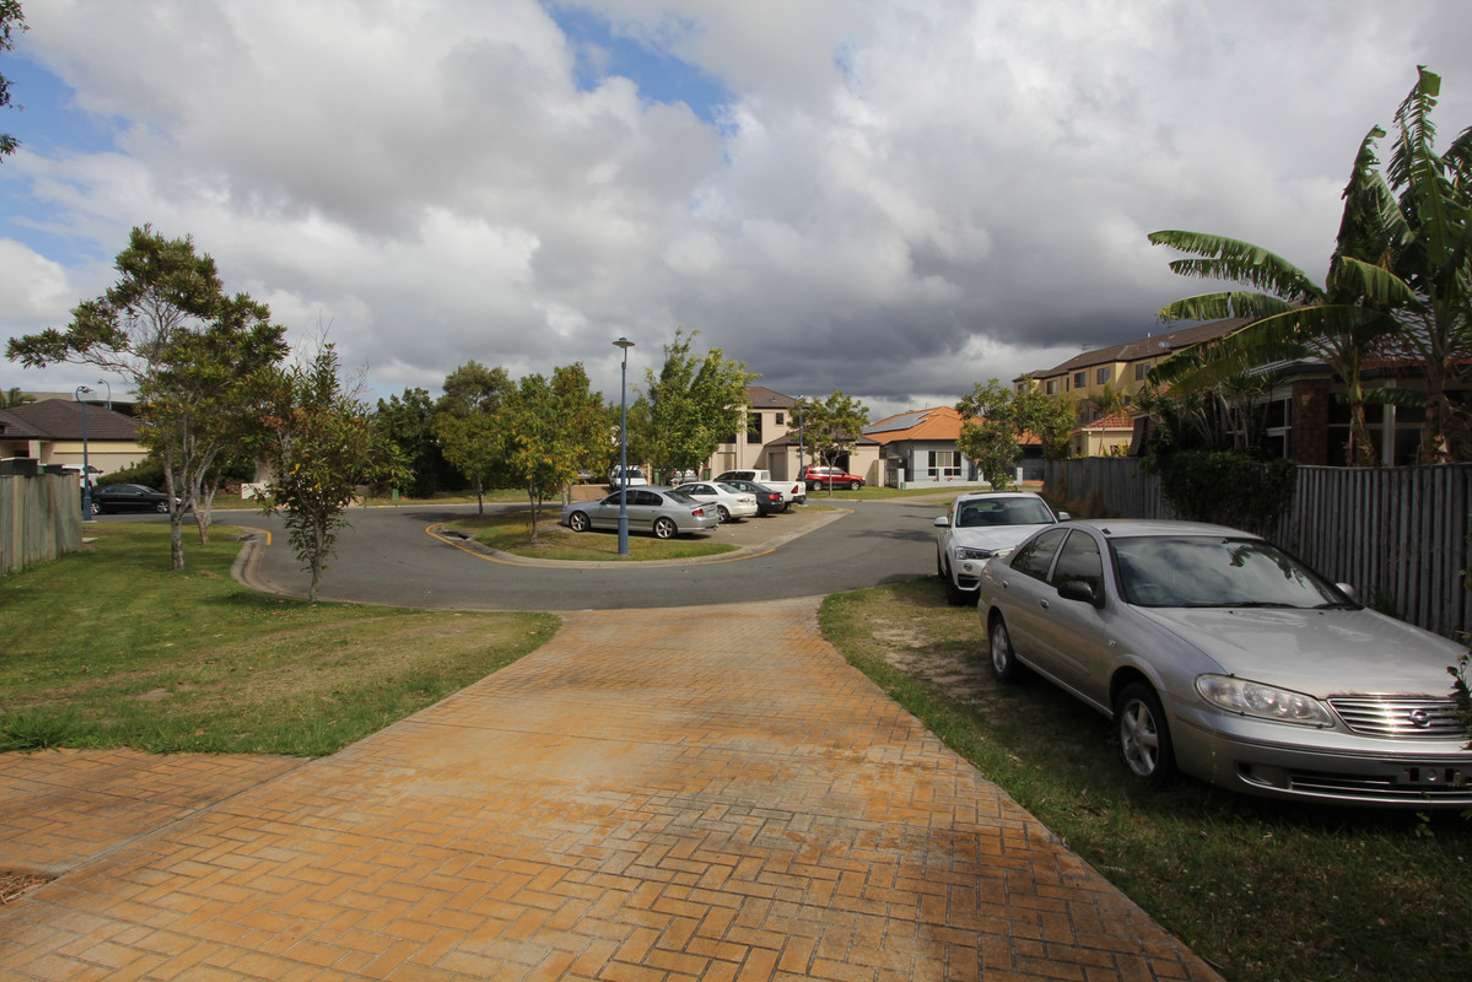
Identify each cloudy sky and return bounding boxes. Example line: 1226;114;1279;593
2;1;1469;418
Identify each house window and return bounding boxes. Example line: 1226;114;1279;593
1096;366;1112;385
1263;397;1291;459
1073;371;1086;389
747;412;762;443
775;412;784;426
1134;362;1148;381
928;450;961;480
1044;379;1056;396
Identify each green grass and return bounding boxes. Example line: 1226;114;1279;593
0;525;558;756
210;488;529;511
447;509;736;561
820;578;1472;981
804;483;998;500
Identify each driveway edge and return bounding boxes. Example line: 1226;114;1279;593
427;506;851;570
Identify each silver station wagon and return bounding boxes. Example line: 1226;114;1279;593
977;519;1472;807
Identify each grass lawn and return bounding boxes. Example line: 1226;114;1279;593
803;483;996;500
821;578;1472;981
0;524;558;756
446;509;735;561
209;488;528;511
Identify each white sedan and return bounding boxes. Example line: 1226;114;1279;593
673;482;759;522
933;491;1065;605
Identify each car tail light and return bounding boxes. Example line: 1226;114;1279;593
692;507;705;517
768;493;780;502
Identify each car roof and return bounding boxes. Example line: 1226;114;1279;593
954;491;1042;503
1066;518;1259;539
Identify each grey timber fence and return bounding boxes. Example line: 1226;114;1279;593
0;474;84;576
1042;458;1472;638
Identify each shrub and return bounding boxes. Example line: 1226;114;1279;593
1155;450;1296;537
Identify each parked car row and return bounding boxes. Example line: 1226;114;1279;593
936;490;1472;809
563;472;809;539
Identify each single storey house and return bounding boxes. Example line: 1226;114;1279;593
864;406;1044;485
0;400;148;476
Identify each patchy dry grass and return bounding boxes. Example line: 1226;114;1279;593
821;577;1472;982
0;524;557;756
448;509;735;561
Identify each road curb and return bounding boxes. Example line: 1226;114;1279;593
229;525;290;597
426;506;852;570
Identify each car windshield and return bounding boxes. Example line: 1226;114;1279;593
1110;536;1350;609
664;490;696;504
956;498;1053;527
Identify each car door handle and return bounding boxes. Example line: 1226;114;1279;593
1001;581;1009;589
1039;599;1050;610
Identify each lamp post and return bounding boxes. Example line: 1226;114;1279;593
96;379;111;411
74;385;94;520
613;337;635;556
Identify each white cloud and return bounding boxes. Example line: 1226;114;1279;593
5;0;1471;411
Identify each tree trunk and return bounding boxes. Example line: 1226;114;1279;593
1422;358;1452;464
527;486;538;542
476;477;484;516
161;462;186;570
1344;372;1377;467
308;521;324;602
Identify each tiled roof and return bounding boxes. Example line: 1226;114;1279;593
0;401;140;441
745;385;796;409
1017;318;1251;379
1074;410;1137;433
863;406;1041;446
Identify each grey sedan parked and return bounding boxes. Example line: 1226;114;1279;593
978;519;1471;807
560;487;719;539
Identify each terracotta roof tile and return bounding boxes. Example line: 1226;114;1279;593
1074;410;1137;432
863;406;1041;446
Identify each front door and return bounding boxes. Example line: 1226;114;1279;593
996;528;1069;674
1037;529;1113;707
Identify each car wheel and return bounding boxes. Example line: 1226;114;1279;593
1115;682;1178;789
653;517;677;540
849;480;861;491
943;557;972;606
91;501;105;515
717;505;730;523
988;615;1024;683
154;501;169;513
807;481;818;492
568;511;589;532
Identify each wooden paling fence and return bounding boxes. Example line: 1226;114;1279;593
1043;458;1472;638
0;474;84;576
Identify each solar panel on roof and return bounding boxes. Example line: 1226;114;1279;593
863;411;930;434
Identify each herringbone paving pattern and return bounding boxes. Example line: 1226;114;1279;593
0;599;1216;980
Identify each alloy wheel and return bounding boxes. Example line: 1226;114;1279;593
1119;699;1160;777
569;511;589;532
653;518;676;539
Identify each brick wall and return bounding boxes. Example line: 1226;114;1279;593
1291;380;1330;465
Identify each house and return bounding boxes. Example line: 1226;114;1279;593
1015;318;1248;419
703;385;884;485
864;406;1043;485
0;401;148;475
1071;410;1135;457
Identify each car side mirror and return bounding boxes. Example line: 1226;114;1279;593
1057;579;1099;607
1057;511;1071;521
933;516;949;528
1335;582;1358;602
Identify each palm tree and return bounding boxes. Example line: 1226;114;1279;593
1149;122;1407;466
0;387;34;409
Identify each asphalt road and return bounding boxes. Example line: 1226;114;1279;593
104;499;945;610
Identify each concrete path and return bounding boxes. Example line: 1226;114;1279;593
0;600;1214;981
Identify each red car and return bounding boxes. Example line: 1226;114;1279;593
800;465;865;491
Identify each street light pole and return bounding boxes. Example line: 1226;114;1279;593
74;385;94;520
613;337;635;556
97;379;112;411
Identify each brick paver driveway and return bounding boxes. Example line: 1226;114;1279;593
0;599;1214;981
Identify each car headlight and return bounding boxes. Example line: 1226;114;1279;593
955;547;993;561
1195;675;1334;727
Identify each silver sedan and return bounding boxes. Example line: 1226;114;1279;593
560;487;719;539
977;519;1472;808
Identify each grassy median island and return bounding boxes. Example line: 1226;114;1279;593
821;579;1472;981
0;524;557;756
446;508;735;561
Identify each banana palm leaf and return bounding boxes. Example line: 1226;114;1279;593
1333;256;1422;308
1157;292;1293;322
1391;66;1454;269
1335;125;1412;273
1149;305;1379;391
1148;230;1323;301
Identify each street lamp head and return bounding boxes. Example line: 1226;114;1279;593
612;337;635;350
75;385;93;396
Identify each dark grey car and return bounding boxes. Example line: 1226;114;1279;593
978;519;1471;807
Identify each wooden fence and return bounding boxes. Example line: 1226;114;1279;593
1043;459;1472;638
1;474;84;576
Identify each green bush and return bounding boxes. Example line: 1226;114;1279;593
97;457;165;488
1156;450;1296;537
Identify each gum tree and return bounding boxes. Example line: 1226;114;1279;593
794;390;870;493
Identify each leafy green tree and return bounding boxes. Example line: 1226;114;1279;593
794;390;870;493
6;226;286;569
434;361;513;509
0;2;27;160
501;363;606;539
257;345;400;601
0;386;33;408
1011;387;1077;460
956;380;1024;489
639;330;754;480
1148;115;1415;465
376;387;450;497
